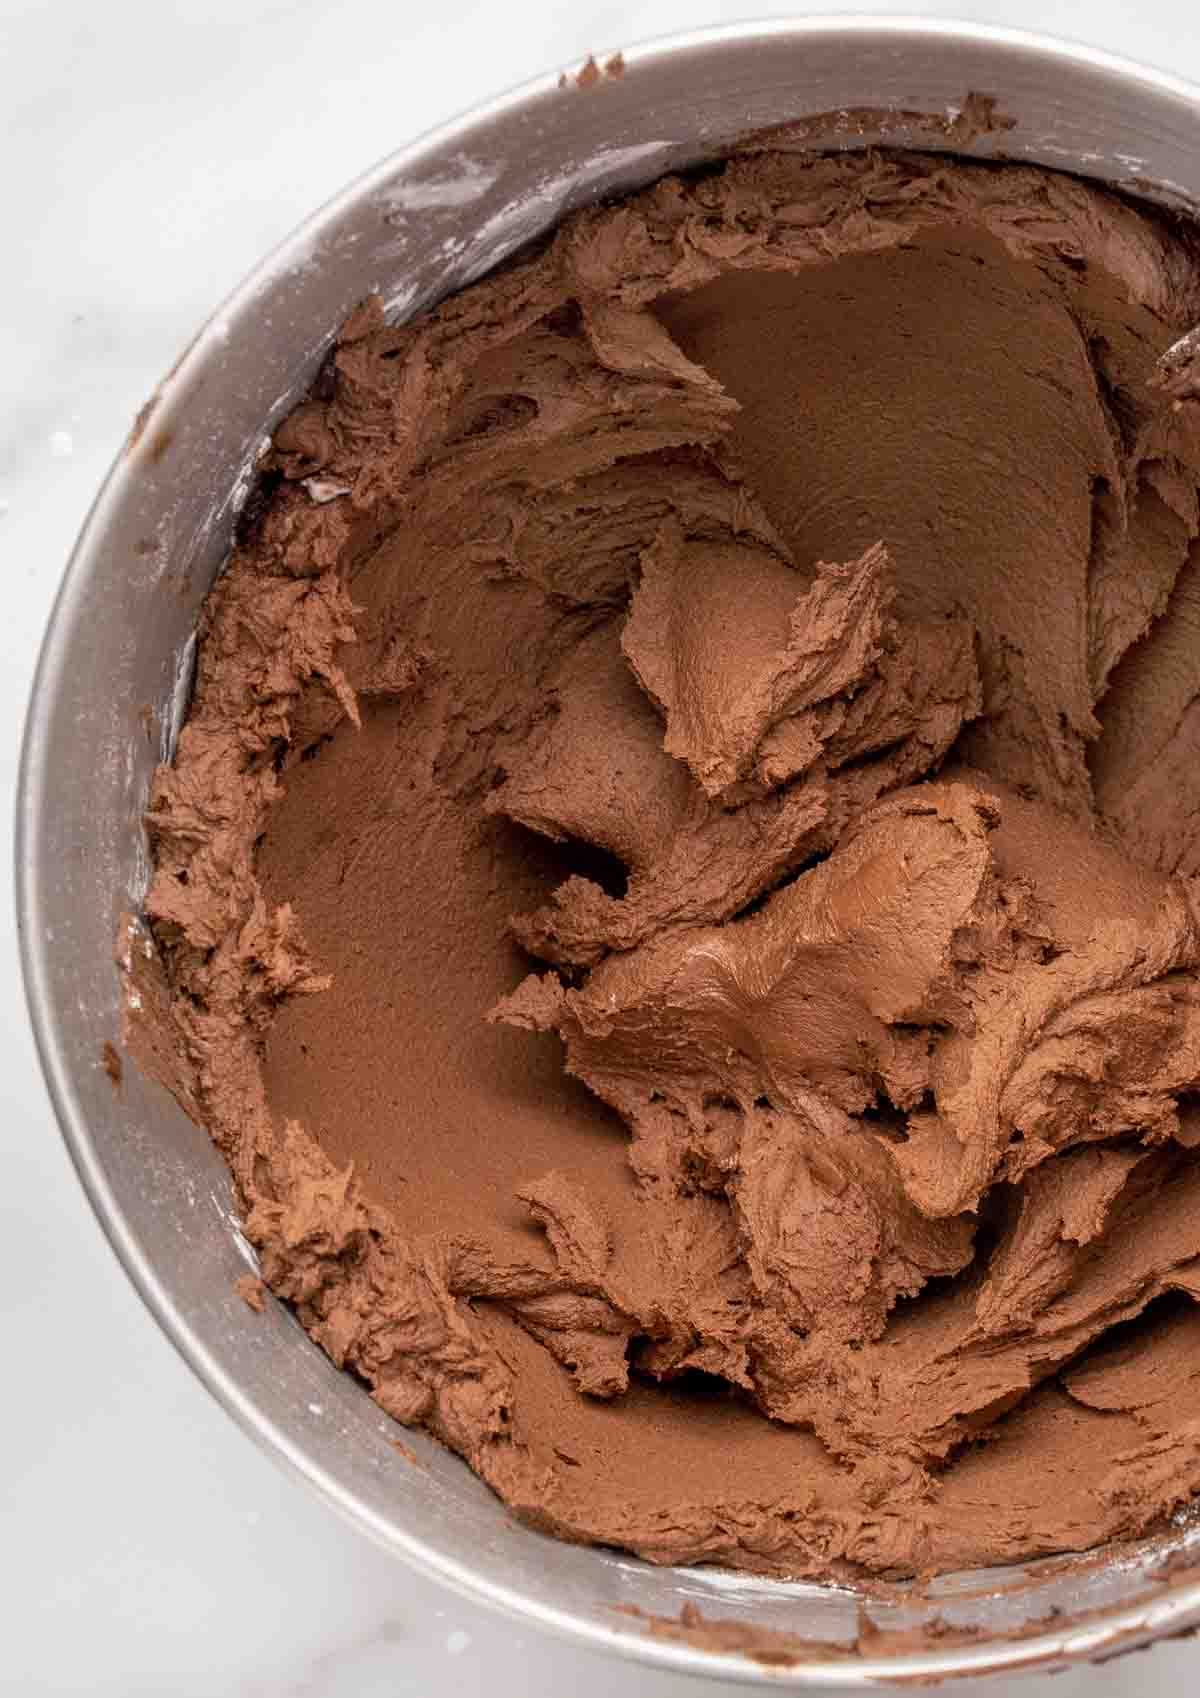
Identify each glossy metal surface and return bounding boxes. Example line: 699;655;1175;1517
18;18;1200;1685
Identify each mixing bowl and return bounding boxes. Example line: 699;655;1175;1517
19;17;1200;1685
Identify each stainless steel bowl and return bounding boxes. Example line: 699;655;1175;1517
19;17;1200;1685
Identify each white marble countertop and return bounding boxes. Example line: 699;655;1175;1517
5;1;1200;1692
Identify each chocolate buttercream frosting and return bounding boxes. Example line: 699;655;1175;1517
131;149;1200;1579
